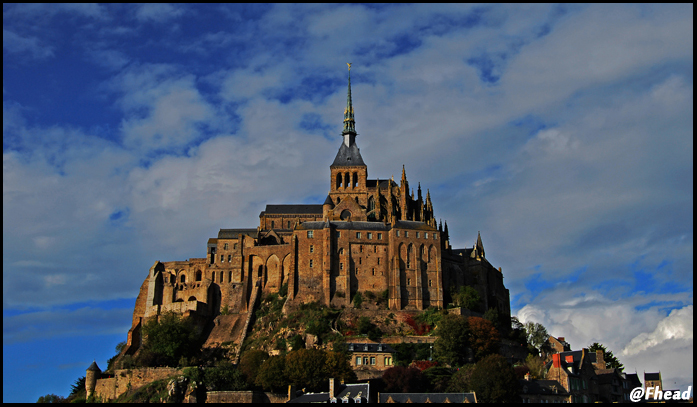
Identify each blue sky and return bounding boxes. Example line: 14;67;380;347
3;4;692;402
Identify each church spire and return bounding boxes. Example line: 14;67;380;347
342;63;356;138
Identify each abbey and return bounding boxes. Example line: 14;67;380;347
120;67;510;357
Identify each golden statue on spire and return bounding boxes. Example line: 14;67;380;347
347;62;352;71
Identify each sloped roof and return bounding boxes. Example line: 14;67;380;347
379;393;476;403
346;342;396;353
262;204;324;215
87;361;101;372
218;229;258;239
520;379;569;396
331;142;365;167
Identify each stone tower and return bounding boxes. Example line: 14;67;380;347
85;360;101;398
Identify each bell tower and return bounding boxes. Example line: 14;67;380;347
329;63;368;210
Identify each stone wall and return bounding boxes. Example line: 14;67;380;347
94;367;184;401
206;390;287;403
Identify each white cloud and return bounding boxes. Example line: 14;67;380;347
134;3;185;23
623;305;693;356
3;29;55;60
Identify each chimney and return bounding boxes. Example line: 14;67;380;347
329;377;337;399
596;349;605;369
288;384;297;402
552;353;561;368
558;337;564;342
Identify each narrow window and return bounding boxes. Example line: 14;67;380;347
271;220;274;229
220;255;224;263
359;258;362;265
360;245;363;253
228;255;232;262
372;269;375;276
212;271;215;281
377;233;382;240
396;230;400;237
310;245;314;253
337;231;341;238
287;221;290;228
429;280;432;287
408;278;411;286
377;258;380;265
180;274;186;283
309;259;313;268
374;246;377;253
340;263;344;270
196;270;202;281
229;271;232;282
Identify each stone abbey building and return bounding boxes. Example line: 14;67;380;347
120;66;511;357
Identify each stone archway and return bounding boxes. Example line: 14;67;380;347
265;254;281;293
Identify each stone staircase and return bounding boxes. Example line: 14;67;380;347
234;278;262;364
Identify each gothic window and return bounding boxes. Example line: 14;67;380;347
180;274;186;283
336;173;342;189
407;245;413;268
196;270;202;281
345;173;350;189
352;172;358;188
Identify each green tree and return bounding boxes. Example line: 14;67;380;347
357;316;382;341
433;314;470;366
204;361;248;391
381;366;425;393
467;316;500;361
455;286;482;311
447;364;475;392
285;349;328;391
140;312;202;367
36;394;65;403
256;356;288;392
589;343;624;371
524;354;546;379
469;354;520;403
509;317;527;345
239;349;269;387
524;321;549;355
324;351;357;384
423;366;453;393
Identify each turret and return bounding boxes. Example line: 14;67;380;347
86;361;101;398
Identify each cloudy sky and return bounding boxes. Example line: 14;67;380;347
3;4;692;402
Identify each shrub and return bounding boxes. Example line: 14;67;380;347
469;354;520;403
140;312;202;367
382;366;425;393
353;292;363;308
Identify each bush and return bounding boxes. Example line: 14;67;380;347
238;350;269;387
140;312;202;367
353;292;363;308
256;356;287;392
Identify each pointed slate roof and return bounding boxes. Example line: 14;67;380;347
331;142;365;166
87;361;101;372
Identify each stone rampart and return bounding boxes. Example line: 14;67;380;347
206;390;287;403
94;367;184;401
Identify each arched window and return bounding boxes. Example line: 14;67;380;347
196;270;202;281
188;296;197;302
352;172;358;188
336;173;342;189
212;271;216;282
345;173;350;189
180;274;186;283
407;245;413;269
